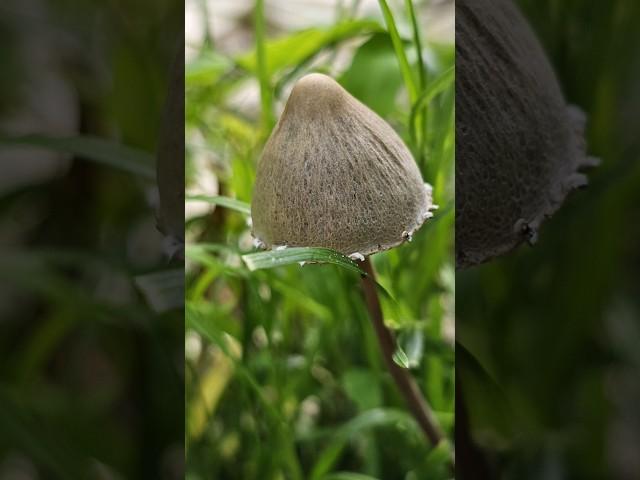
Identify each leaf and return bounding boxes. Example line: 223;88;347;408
422;439;455;474
342;369;382;411
185;194;251;215
0;135;155;179
323;474;380;480
456;342;517;448
242;247;364;275
399;327;425;368
186;50;233;86
392;345;410;369
299;407;419;442
305;408;419;479
339;33;403;118
236;21;383;77
134;269;184;313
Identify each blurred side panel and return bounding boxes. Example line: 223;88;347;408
0;0;184;478
456;0;640;478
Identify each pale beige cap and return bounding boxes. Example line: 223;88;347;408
251;73;435;258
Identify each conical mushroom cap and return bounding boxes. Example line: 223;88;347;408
251;73;434;257
456;0;598;269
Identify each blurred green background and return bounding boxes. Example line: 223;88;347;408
457;1;640;479
185;0;454;479
0;0;183;478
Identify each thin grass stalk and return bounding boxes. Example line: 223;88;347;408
377;0;418;103
255;0;274;131
404;0;428;164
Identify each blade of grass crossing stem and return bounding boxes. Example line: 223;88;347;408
242;247;365;275
241;248;403;310
377;0;418;103
185;194;251;215
255;0;274;131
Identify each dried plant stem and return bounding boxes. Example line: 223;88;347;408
360;257;446;447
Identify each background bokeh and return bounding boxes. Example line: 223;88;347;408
0;0;183;478
456;1;640;479
185;0;455;479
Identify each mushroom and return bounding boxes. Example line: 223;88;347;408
456;0;598;269
157;39;185;260
250;73;447;452
251;73;436;259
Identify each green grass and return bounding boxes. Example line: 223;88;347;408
185;2;454;479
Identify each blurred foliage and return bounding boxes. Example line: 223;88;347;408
185;0;454;479
0;0;183;478
457;1;640;479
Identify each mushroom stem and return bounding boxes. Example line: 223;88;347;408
360;257;447;448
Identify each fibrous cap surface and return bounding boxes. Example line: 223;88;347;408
251;73;434;257
456;0;598;269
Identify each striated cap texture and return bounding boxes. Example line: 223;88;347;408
251;73;434;257
456;0;598;269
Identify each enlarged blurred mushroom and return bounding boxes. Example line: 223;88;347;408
156;39;185;259
250;73;447;451
251;73;436;259
456;0;598;269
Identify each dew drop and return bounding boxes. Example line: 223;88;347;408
349;252;365;262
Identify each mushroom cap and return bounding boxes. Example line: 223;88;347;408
456;0;597;269
251;73;434;257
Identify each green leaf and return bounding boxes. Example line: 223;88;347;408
242;247;364;275
423;439;455;473
134;269;184;313
185;194;251;215
236;20;382;77
399;327;425;368
306;408;419;479
342;369;382;411
323;474;380;480
186;50;233;86
392;345;410;369
0;135;155;179
339;33;403;118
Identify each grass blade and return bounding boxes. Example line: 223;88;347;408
242;247;364;275
405;0;426;91
0;134;155;179
409;66;455;145
255;0;274;129
377;0;418;102
185;194;251;215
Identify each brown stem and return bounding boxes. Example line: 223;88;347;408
360;257;446;448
